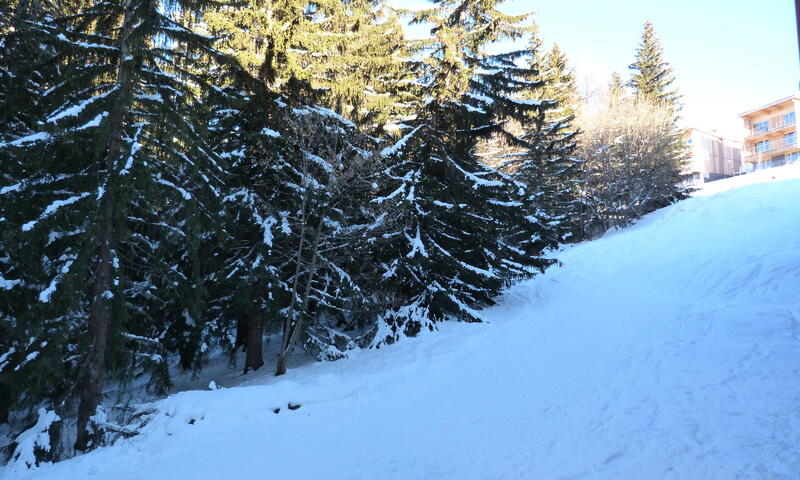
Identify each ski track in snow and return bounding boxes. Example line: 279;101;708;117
10;165;800;479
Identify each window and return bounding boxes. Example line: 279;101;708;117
753;121;769;134
785;132;796;145
755;140;770;152
772;155;785;167
784;111;796;126
789;151;800;164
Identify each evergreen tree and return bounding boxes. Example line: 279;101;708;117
626;21;688;208
204;0;412;131
367;0;554;345
523;41;582;241
0;0;59;434
608;71;625;101
0;0;610;467
627;21;680;109
0;0;245;453
204;85;284;375
476;33;581;243
537;43;580;122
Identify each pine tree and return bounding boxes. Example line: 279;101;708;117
523;42;582;242
537;44;580;122
0;0;59;434
627;21;680;109
203;0;412;132
475;33;581;244
0;0;247;453
625;21;688;209
608;71;625;101
366;0;554;345
204;84;284;375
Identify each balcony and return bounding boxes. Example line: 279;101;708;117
744;138;798;163
746;117;796;139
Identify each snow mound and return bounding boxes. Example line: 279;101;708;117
9;164;800;479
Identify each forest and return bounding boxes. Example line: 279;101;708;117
0;0;686;466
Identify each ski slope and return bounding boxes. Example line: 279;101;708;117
11;165;800;479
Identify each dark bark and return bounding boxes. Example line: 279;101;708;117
235;316;248;351
178;343;195;371
74;4;133;452
74;208;112;452
243;303;264;373
0;383;9;424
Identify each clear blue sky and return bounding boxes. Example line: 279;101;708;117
395;0;800;138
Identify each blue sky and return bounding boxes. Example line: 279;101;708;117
394;0;799;138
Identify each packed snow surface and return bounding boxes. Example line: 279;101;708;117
12;165;800;479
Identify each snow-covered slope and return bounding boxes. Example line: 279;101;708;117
12;165;800;479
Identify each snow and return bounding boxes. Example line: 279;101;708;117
46;89;115;124
8;164;800;479
156;178;192;200
74;112;108;131
13;351;39;372
292;105;357;129
305;152;333;173
404;225;428;258
381;125;422;158
7;408;60;470
506;97;543;106
22;192;91;232
0;274;22;291
121;126;142;176
260;215;277;247
0;182;22;195
0;347;15;371
55;33;117;52
260;127;280;138
0;132;51;148
38;259;74;303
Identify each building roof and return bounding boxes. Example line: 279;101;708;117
684;127;743;145
738;94;800;118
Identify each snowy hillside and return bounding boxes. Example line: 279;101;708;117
11;165;800;479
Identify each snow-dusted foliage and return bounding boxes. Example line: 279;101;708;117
7;408;60;469
1;0;693;470
0;0;250;458
367;1;557;334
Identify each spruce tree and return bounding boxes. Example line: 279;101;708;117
204;84;285;375
475;33;581;244
608;71;625;101
0;0;246;453
523;42;582;242
537;44;580;122
628;21;680;108
204;0;412;132
367;0;555;345
626;21;688;208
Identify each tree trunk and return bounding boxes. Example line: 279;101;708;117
74;207;113;452
276;167;311;376
276;218;323;376
74;3;134;452
243;302;263;373
0;383;9;424
235;316;247;351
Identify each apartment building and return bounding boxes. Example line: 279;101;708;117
739;95;800;171
683;128;743;183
